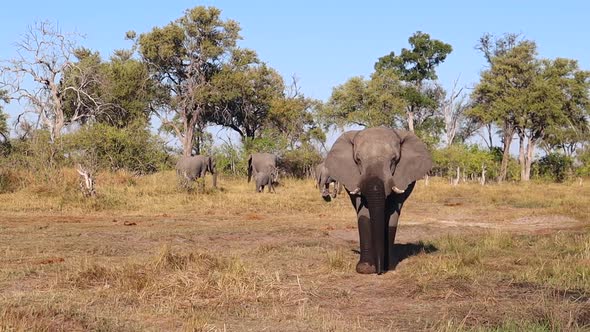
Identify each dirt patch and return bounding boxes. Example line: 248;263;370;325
245;213;265;220
402;214;585;233
34;257;65;265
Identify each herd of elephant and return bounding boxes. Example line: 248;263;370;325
176;127;432;275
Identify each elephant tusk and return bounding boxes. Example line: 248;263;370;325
392;186;405;194
349;188;361;195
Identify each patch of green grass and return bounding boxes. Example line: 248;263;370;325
409;232;590;293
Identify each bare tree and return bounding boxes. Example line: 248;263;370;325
441;77;469;147
0;21;104;142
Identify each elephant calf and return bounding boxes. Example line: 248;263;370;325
315;161;341;200
176;155;217;188
248;153;278;193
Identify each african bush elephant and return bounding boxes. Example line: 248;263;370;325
248;153;278;193
176;155;217;188
315;161;341;200
325;127;432;275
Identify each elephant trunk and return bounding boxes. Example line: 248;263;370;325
212;173;217;188
362;176;386;275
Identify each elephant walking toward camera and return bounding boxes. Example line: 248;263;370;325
248;153;278;193
325;127;432;274
176;155;217;188
315;161;341;200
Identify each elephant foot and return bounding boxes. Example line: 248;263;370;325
356;261;376;274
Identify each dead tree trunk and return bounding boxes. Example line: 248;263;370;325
76;164;96;198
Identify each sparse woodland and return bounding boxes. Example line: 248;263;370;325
0;7;588;194
0;5;589;331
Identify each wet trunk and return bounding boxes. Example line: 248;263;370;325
363;178;386;274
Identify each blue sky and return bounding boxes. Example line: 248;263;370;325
2;1;589;146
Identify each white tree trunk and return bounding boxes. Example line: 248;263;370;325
452;166;460;186
76;164;96;198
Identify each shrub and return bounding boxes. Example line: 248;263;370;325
533;153;574;182
64;121;170;174
575;146;590;178
280;145;322;179
432;144;501;181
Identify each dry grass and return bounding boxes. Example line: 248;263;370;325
0;171;589;330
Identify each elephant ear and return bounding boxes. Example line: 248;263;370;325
247;154;253;183
208;156;215;174
325;131;360;191
392;129;433;191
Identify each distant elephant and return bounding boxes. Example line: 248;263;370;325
325;127;432;275
176;155;217;188
248;153;278;193
315;161;341;200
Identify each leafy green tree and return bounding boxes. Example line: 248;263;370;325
322;69;406;128
138;6;240;156
267;79;324;149
208;49;284;140
471;39;537;182
473;36;590;182
375;31;452;132
61;46;157;128
101;52;156;126
517;57;590;180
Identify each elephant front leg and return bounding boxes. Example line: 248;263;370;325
356;207;376;274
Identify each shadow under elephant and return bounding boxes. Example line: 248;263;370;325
353;241;438;270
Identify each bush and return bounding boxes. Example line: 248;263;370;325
1;130;65;186
533;153;574;182
65;121;170;174
0;169;19;193
575;147;590;178
280;145;322;179
432;144;501;181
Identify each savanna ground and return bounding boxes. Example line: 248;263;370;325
0;171;589;331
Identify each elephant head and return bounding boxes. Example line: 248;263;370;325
325;127;432;274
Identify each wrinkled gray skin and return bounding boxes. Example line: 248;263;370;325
315;161;341;200
325;127;432;275
176;155;217;188
248;153;278;193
